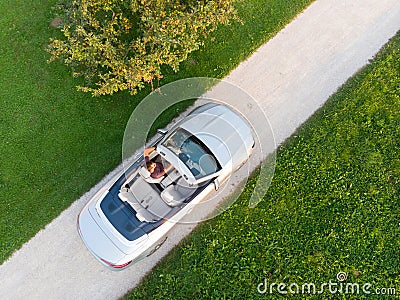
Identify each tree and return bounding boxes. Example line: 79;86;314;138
48;0;239;96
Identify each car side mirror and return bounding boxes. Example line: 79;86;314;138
214;179;220;191
157;129;168;135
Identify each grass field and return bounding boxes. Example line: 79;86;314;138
0;0;313;264
124;32;400;299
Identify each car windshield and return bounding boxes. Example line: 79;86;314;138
162;128;220;179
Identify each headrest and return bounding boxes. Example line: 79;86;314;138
139;166;151;179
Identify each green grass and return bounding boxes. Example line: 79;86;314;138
0;0;314;264
124;32;400;299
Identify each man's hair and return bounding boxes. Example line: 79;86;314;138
146;161;153;171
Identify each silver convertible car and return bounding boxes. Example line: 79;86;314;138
77;103;255;269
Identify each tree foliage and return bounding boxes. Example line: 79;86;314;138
48;0;239;96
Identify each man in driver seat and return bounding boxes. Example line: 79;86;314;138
144;147;173;179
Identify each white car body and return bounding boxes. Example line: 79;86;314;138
77;103;254;270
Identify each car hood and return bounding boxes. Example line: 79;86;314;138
180;104;253;167
78;206;126;264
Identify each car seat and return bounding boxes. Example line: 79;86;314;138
160;178;197;207
139;166;164;183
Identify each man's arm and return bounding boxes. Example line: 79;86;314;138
144;147;155;157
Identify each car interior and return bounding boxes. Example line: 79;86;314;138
118;153;198;223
